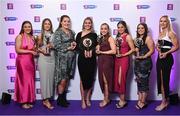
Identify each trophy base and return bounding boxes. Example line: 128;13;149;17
116;54;121;57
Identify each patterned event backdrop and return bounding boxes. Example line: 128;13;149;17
0;0;180;100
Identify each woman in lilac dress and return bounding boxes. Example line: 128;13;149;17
14;21;37;109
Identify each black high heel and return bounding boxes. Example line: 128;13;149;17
116;102;127;109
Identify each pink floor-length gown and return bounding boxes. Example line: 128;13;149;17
14;33;36;103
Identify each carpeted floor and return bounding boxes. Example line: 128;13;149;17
0;100;180;115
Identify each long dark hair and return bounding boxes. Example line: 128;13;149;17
116;20;129;37
19;21;33;36
136;23;148;43
57;15;70;30
40;18;53;45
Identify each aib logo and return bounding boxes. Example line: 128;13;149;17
8;28;14;35
60;4;67;10
83;5;97;9
10;77;15;82
7;3;13;9
113;29;118;35
170;17;176;22
137;5;150;9
113;4;120;10
9;53;16;59
5;41;15;46
33;29;41;34
4;17;17;21
30;4;43;9
140;17;146;23
167;4;173;10
7;89;14;93
36;88;41;94
110;17;123;22
34;16;40;22
7;66;16;70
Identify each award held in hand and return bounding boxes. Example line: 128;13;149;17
134;38;144;57
116;36;122;57
44;33;51;55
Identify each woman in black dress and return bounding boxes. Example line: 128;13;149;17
155;15;179;111
76;17;97;109
134;23;154;109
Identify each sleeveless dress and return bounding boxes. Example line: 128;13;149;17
38;32;55;99
98;37;114;93
14;34;36;103
76;32;97;90
156;33;173;98
134;41;152;92
114;34;130;94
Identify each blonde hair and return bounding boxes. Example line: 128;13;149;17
159;15;174;33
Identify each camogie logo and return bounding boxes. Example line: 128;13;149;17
140;17;146;23
113;4;120;10
5;41;15;46
34;16;40;22
9;53;16;59
10;77;15;82
7;89;14;93
60;4;67;10
113;29;118;35
167;4;173;10
137;5;150;9
7;3;13;9
8;28;15;35
170;17;176;22
6;66;16;70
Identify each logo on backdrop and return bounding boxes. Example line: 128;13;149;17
36;88;41;94
5;41;15;46
113;29;118;35
110;17;123;22
30;4;44;9
140;17;146;23
9;53;16;59
7;89;14;93
7;3;13;9
35;78;40;82
83;5;97;9
167;4;173;10
8;28;15;35
4;17;17;21
33;29;41;34
113;4;120;10
34;16;40;22
170;17;176;22
137;5;150;9
60;4;67;10
10;77;15;82
6;66;16;70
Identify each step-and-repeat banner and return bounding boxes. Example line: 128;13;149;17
0;0;180;100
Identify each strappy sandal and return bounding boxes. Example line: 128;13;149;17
99;100;110;108
116;102;127;109
43;101;54;110
135;102;148;110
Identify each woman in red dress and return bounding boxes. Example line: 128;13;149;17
114;21;135;108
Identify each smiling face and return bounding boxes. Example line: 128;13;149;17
61;17;70;29
137;24;145;36
160;16;169;30
43;20;51;31
100;24;109;36
83;19;92;31
117;23;126;34
23;23;32;34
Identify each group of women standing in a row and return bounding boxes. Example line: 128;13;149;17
14;15;179;112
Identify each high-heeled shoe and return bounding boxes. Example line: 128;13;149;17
99;100;110;108
155;104;168;111
86;100;91;107
22;104;31;109
116;102;127;109
81;100;87;109
43;101;54;110
135;102;147;110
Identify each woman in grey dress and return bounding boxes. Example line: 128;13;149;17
53;15;76;107
37;18;55;109
134;23;154;109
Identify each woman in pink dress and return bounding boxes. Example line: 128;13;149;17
14;21;38;109
114;21;135;108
